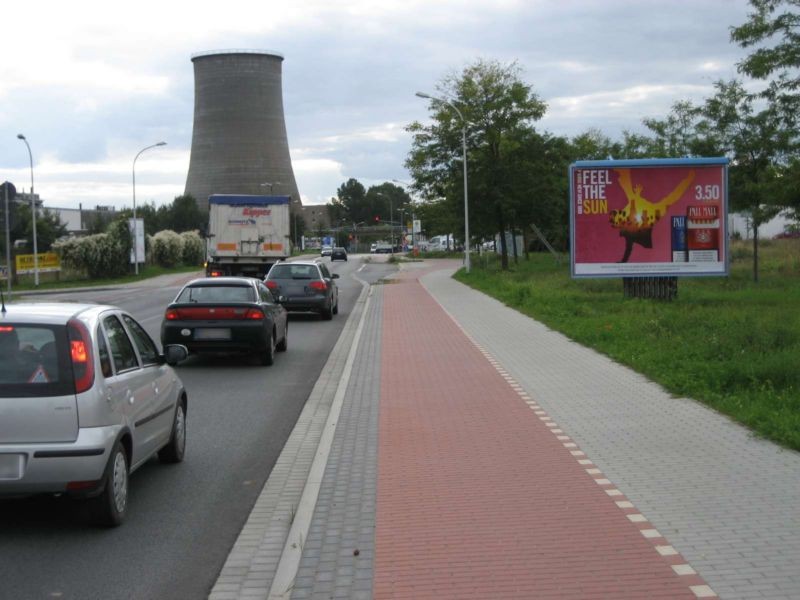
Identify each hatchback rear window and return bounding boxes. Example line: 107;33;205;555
176;285;255;303
268;265;319;279
0;324;74;397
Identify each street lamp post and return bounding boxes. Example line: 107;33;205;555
415;91;470;273
393;179;418;251
396;208;406;250
16;134;39;286
377;192;393;254
133;142;167;275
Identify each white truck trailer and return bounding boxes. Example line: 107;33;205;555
205;194;291;278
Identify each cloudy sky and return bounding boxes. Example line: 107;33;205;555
0;0;754;210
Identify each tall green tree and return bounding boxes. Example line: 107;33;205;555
164;194;205;233
732;0;800;117
334;178;367;223
11;204;67;252
407;59;547;269
731;0;800;221
698;79;792;281
365;183;410;225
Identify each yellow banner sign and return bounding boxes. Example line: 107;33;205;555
16;253;61;274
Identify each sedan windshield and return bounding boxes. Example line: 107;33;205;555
176;285;255;303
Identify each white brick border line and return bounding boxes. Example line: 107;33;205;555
420;274;718;600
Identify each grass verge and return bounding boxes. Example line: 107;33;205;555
454;239;800;451
9;264;203;292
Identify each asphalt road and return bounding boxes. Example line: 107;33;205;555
0;255;396;600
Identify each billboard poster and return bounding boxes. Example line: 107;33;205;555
128;218;146;265
570;158;729;278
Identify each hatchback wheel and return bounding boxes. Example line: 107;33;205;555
90;440;129;527
322;303;334;320
159;401;187;464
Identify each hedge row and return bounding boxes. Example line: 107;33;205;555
53;221;204;279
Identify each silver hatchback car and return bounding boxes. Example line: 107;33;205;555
0;302;188;526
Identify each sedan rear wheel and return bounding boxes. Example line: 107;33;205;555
276;322;288;352
260;331;276;365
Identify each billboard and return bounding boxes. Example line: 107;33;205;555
128;218;145;265
570;158;729;278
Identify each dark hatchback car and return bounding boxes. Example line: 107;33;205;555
331;247;347;261
161;277;288;365
264;261;339;320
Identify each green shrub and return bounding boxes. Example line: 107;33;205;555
52;219;130;279
180;231;205;266
152;230;184;268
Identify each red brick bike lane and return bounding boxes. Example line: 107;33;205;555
373;267;714;599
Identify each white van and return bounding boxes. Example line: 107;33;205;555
428;234;453;251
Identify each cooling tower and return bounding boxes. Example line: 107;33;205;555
184;50;302;214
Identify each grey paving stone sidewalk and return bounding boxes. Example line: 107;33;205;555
209;278;371;600
420;266;800;600
290;285;383;600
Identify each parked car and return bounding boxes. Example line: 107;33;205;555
331;247;348;261
161;277;288;365
0;302;189;527
370;243;378;253
320;246;333;257
264;260;339;320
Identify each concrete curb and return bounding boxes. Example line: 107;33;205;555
209;272;371;600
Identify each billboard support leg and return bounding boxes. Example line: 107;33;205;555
623;276;678;301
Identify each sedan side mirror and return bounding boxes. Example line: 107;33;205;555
332;273;340;279
164;344;189;366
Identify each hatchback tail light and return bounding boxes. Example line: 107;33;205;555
265;280;278;290
165;308;179;320
309;280;327;291
67;319;94;394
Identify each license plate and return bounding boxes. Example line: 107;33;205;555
0;454;25;480
194;328;231;340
